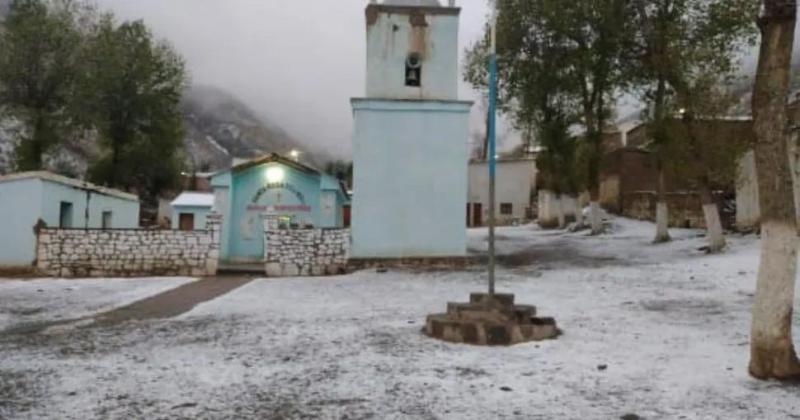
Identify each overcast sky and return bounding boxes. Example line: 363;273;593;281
93;0;493;159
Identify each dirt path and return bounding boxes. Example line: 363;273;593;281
91;276;254;326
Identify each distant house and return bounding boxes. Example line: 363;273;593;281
467;158;537;227
0;171;139;267
210;153;349;263
170;192;214;231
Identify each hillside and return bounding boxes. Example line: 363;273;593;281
182;85;322;172
0;85;323;176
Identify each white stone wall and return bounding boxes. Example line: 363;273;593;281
263;215;349;277
36;214;221;278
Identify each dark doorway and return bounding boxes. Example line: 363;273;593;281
59;202;73;228
343;205;352;228
102;211;113;229
179;213;195;231
471;203;483;227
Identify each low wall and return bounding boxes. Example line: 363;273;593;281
621;192;733;229
36;214;221;277
263;215;349;277
537;190;578;228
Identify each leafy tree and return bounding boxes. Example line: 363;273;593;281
662;77;750;252
466;0;631;234
627;0;758;243
554;0;632;235
77;16;187;206
0;0;85;170
323;160;353;188
748;0;800;380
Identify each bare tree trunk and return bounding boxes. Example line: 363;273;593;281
700;183;726;253
749;0;800;380
654;164;671;243
556;194;566;229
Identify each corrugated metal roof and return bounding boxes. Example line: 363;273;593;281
0;171;139;202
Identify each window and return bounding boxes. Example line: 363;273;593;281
179;213;195;231
500;203;513;215
101;211;113;229
405;53;422;87
59;202;73;228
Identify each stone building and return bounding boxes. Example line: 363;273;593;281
467;158;537;227
0;171;140;267
599;118;751;228
351;0;472;258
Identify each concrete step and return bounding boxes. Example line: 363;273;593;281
469;292;515;307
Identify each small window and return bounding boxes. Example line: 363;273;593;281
179;213;195;231
59;202;73;228
405;53;422;87
500;203;513;215
101;211;113;229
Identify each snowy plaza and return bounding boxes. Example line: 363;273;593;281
1;218;799;419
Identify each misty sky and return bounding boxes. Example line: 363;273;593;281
93;0;493;159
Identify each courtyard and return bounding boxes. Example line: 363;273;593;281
1;218;799;419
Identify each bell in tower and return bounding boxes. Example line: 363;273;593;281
405;53;422;87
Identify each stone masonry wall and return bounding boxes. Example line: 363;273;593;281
36;214;221;278
263;215;349;277
621;192;734;229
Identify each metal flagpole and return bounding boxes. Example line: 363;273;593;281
487;12;498;297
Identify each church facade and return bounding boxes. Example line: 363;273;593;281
351;0;472;258
210;154;349;263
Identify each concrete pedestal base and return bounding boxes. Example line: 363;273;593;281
423;293;560;346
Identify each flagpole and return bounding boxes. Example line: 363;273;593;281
487;12;498;297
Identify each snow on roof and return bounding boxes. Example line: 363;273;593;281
0;171;138;202
170;192;214;208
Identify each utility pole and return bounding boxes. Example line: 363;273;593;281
487;11;498;297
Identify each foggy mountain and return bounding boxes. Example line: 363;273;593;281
182;85;326;172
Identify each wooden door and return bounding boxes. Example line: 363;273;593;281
179;213;194;231
343;205;351;227
472;203;483;227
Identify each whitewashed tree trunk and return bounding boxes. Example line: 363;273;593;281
749;0;800;380
589;201;602;234
556;195;566;229
750;221;800;378
702;203;726;253
654;201;670;243
575;195;585;228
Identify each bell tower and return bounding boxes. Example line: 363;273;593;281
351;0;473;258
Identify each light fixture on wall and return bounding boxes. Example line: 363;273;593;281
266;167;285;183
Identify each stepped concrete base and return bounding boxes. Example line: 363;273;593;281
423;293;560;346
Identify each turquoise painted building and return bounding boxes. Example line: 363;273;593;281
0;171;140;267
170;192;214;230
210;154;349;263
351;1;472;258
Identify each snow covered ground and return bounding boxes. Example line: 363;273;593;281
2;219;800;419
0;277;195;332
